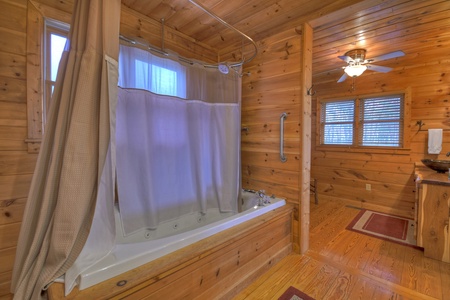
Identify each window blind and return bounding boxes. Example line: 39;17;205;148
359;95;403;147
321;100;355;145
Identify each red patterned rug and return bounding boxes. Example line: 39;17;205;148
278;286;315;300
346;209;420;248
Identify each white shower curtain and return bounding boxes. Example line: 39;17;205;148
116;45;241;235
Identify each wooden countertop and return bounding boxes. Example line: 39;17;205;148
415;161;450;186
420;173;450;186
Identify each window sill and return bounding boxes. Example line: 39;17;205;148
315;145;411;155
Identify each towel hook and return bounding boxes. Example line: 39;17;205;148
307;85;316;96
416;120;425;131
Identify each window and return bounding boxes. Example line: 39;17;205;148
359;95;403;147
322;100;355;145
44;19;69;123
25;3;71;153
119;45;186;98
320;94;405;148
134;59;184;97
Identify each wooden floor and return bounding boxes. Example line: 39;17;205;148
234;198;450;300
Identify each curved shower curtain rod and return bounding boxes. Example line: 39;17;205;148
188;0;258;65
119;1;257;74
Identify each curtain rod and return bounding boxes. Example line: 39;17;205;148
188;0;258;65
119;34;232;68
119;34;246;73
119;35;169;57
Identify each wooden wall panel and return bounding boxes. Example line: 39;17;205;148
0;28;26;55
0;77;26;103
222;27;305;250
0;1;27;32
0;198;26;225
0;272;13;299
0;0;30;298
0;52;26;79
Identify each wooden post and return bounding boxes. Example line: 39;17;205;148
297;23;313;254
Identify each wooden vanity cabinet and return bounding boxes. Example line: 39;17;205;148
416;176;450;263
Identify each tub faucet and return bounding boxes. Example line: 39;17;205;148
447;152;450;157
256;190;271;206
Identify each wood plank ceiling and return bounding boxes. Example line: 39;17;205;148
122;0;450;82
121;0;367;48
311;0;450;84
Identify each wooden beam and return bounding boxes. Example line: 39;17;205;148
298;23;313;254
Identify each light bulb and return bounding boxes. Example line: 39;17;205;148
344;64;367;77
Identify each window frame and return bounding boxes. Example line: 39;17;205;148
316;89;411;153
25;1;71;153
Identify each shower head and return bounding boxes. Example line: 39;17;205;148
218;63;229;74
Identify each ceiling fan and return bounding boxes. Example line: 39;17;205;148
337;49;405;83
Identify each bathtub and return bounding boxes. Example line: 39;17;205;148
76;190;286;290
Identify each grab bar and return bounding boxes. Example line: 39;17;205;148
280;112;287;162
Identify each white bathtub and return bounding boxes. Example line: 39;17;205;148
76;190;286;290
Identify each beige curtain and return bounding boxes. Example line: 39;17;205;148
11;0;120;299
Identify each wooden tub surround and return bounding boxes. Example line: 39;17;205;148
47;204;293;300
415;162;450;263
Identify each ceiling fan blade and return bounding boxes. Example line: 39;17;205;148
337;73;348;83
338;55;354;63
366;50;405;63
366;64;392;73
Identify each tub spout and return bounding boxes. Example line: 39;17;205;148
256;190;271;206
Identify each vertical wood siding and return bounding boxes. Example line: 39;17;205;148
0;0;30;298
224;28;304;250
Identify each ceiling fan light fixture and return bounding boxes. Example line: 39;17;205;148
344;64;367;77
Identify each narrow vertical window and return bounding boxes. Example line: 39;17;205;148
44;20;69;123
